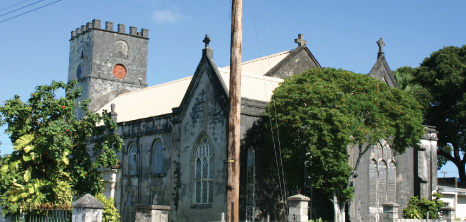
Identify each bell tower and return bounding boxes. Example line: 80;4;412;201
68;19;149;117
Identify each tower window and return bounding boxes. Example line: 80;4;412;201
114;40;128;58
113;64;127;79
77;64;82;79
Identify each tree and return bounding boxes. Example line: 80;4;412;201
0;81;123;215
393;67;447;168
266;68;424;222
410;45;466;181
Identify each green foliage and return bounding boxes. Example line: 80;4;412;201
408;45;466;179
96;193;121;222
393;66;433;118
402;193;444;219
0;81;123;215
266;68;424;204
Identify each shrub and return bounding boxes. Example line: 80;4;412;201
96;193;120;222
402;193;444;219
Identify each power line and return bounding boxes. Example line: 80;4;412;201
0;0;63;24
0;0;46;17
0;0;33;12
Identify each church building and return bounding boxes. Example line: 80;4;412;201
68;19;437;222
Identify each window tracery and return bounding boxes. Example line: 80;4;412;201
194;136;214;204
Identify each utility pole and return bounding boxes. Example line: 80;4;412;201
441;171;447;178
226;0;242;221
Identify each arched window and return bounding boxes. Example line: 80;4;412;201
152;140;163;174
114;40;128;58
194;136;214;204
128;144;137;175
246;148;256;221
387;161;396;202
378;160;387;206
369;159;378;207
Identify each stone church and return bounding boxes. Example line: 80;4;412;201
68;19;437;222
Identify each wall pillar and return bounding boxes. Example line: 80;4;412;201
0;206;12;222
287;194;310;222
441;206;455;222
134;205;170;222
382;202;399;222
72;194;105;222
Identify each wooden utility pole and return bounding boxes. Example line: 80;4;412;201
226;0;242;222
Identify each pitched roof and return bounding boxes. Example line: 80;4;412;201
96;76;192;122
224;50;291;75
218;68;283;102
96;51;287;123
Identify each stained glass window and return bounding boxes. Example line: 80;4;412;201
194;136;214;204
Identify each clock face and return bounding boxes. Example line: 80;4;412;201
113;64;127;79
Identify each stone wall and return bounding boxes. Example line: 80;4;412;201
116;115;173;221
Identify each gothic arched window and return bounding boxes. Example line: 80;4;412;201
369;141;397;209
128;144;137;175
194;136;214;204
378;160;387;206
114;40;128;58
369;159;378;207
152;140;163;174
387;161;396;202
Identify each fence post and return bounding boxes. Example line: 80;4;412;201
72;194;105;222
287;194;310;222
382;202;399;222
441;206;455;222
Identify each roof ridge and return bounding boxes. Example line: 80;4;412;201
217;67;283;82
222;50;292;69
116;76;193;97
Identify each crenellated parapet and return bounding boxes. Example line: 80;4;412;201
70;19;149;40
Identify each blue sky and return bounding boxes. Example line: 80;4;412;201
1;0;465;178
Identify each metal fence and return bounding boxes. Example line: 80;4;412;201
13;204;72;222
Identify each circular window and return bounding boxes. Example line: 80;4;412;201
113;64;127;79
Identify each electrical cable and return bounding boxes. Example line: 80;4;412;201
0;0;46;17
0;0;63;24
251;0;289;218
0;0;32;12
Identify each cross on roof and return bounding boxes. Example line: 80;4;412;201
295;34;307;47
203;34;211;48
377;38;385;53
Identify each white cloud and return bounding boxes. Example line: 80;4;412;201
152;9;190;24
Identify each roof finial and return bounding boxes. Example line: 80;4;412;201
203;34;211;48
377;38;385;58
295;34;307;47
